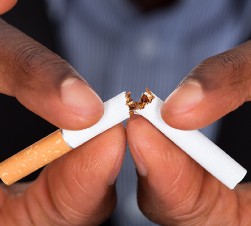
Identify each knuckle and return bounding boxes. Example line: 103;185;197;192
192;49;248;78
212;51;250;97
12;41;52;75
13;41;45;74
183;49;249;91
0;21;80;95
11;40;78;87
212;50;248;77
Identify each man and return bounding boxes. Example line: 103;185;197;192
0;0;251;225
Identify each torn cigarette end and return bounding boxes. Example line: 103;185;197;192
125;88;155;116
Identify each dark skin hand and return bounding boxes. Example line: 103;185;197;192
0;3;126;225
2;2;251;225
127;41;251;225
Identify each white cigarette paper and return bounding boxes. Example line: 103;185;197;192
62;92;129;148
136;94;247;189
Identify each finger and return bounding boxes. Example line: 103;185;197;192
0;0;17;15
161;40;251;130
0;124;126;225
127;116;241;225
0;19;103;130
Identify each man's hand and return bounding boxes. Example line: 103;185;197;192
0;19;126;225
0;19;104;129
127;41;251;225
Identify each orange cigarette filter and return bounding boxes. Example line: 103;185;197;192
0;130;71;185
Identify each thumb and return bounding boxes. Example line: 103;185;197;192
161;40;251;130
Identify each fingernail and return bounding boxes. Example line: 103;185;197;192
61;77;104;118
108;151;124;185
163;80;203;115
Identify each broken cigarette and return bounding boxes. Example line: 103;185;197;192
0;89;247;189
0;93;129;185
134;92;247;189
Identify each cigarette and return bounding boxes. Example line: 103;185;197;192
0;93;129;185
0;90;247;189
134;92;247;189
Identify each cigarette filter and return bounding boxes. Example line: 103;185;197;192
135;94;247;189
0;92;129;185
